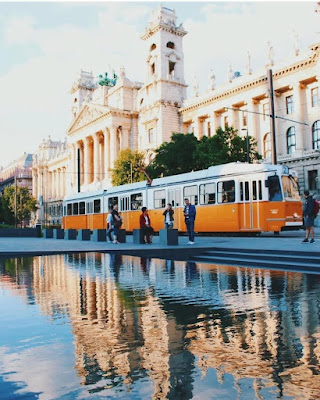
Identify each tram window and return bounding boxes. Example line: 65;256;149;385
245;182;249;201
184;185;198;205
240;182;244;201
218;180;235;203
200;183;216;204
258;180;262;200
73;203;79;215
108;197;118;210
79;201;85;215
86;202;93;214
67;204;72;215
131;193;143;210
154;189;166;208
120;197;129;211
63;206;66;216
252;181;257;200
268;175;283;201
94;199;101;213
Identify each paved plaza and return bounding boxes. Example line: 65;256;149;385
0;228;319;258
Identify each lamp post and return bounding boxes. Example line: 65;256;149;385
241;128;250;163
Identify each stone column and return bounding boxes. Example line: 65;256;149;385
110;127;117;170
93;133;100;182
99;135;105;181
32;169;37;200
83;137;90;185
104;129;110;182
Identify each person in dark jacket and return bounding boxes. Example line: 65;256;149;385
163;203;174;229
139;207;154;244
302;190;315;243
184;198;196;244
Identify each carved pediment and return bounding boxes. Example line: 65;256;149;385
68;104;109;134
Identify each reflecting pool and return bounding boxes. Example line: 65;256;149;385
1;254;320;399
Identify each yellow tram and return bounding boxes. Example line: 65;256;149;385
62;162;303;234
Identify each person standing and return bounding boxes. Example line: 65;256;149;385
139;207;154;244
106;208;113;243
302;190;315;243
184;198;196;244
163;203;174;229
111;204;122;244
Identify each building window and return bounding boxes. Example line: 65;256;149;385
311;87;318;107
169;61;175;76
148;128;154;143
286;95;294;114
263;133;271;159
312;120;320;150
207;121;211;137
308;170;318;191
166;41;175;49
150;43;156;51
151;63;155;75
262;103;270;121
242;110;247;127
286;126;296;154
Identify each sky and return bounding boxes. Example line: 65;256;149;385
0;0;319;168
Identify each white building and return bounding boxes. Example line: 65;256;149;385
32;4;320;226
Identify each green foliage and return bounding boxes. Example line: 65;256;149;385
111;149;146;186
1;186;37;226
146;133;198;178
147;127;262;178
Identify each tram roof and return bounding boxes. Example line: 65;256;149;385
64;162;289;202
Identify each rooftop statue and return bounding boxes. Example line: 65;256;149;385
98;71;118;87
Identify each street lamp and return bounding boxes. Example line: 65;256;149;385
241;128;250;163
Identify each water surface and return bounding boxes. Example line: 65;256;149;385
1;254;320;399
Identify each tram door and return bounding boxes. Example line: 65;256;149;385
239;180;261;230
168;188;182;230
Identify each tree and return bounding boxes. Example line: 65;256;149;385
2;186;37;227
111;149;146;186
146;133;199;178
147;128;262;178
194;126;261;170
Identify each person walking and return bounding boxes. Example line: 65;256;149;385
184;198;196;244
111;204;122;244
139;207;154;244
302;190;315;243
106;208;114;243
163;203;174;229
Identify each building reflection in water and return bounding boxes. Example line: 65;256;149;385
1;254;320;399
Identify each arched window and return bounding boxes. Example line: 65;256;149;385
286;126;296;154
312;120;320;150
150;43;156;51
151;63;155;75
166;41;175;49
263;133;271;160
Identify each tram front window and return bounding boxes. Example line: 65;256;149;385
281;175;300;200
268;175;283;201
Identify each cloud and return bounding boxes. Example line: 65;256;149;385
4;16;36;45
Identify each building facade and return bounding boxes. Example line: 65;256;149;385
30;4;320;226
0;153;33;195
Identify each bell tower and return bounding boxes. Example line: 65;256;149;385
141;6;187;103
138;6;187;150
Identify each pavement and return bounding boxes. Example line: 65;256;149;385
0;228;319;258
